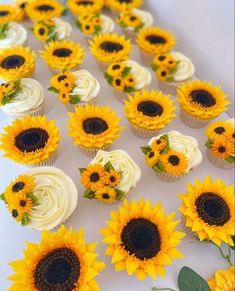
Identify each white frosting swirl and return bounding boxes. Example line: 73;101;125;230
171;52;195;82
53;17;72;40
226;118;235;128
101;14;115;33
149;130;202;172
2;78;44;117
71;70;100;102
123;60;152;90
25;167;78;231
91;149;141;193
0;22;27;48
126;8;154;31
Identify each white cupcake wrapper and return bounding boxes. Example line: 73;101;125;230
180;109;210;128
207;149;234;169
27;151;57;168
6;101;45;120
155;171;184;182
78;145;111;158
140;50;153;65
130;123;160;138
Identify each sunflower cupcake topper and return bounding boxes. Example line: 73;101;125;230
116;9;145;33
106;0;143;13
32;19;58;43
76;13;103;36
0;79;21;106
68;0;104;16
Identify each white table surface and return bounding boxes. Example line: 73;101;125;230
0;1;234;290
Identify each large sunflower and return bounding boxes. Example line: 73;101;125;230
136;27;176;55
179;176;234;246
101;199;185;280
205;120;234;141
89;33;132;63
68;104;124;149
8;225;105;290
208;266;235;291
0;116;60;165
26;0;65;21
67;0;104;16
0;46;35;81
0;4;18;24
177;80;230;119
107;0;143;12
124;90;176;130
40;40;85;71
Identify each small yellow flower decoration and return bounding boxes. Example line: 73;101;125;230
101;199;185;280
151;136;168;152
205;120;234;141
136;27;176;55
81;164;107;192
67;0;104;17
208;266;235;291
0;116;60;165
177;80;230;120
40;40;85;71
211;137;234;159
32;21;52;42
107;0;143;13
8;225;105;290
68;104;124;149
95;186;117;204
0;79;21;106
76;13;103;36
179;176;234;246
0;46;35;81
145;150;159;167
89;33;132;63
124;90;176;130
116;9;144;32
0;4;18;24
50;71;75;90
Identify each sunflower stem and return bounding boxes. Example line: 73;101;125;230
216;244;233;266
152;288;176;291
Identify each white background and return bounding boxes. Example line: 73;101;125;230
0;1;234;290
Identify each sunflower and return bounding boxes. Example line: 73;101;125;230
0;116;60;165
122;13;142;28
81;164;107;192
40;40;85;71
0;46;35;81
124;90;176;130
160;150;188;176
112;77;125;91
68;104;124;149
105;170;121;187
152;53;171;69
67;0;104;16
107;62;125;77
107;0;143;12
58;90;70;104
89;33;132;63
26;0;65;21
177;80;230;120
0;4;18;24
82;22;95;35
8;225;105;290
156;68;171;81
211;137;234;159
179;176;234;246
208;266;235;291
205;120;233;141
136;27;176;55
60;79;74;93
0;87;4;104
32;21;49;42
14;0;30;21
50;71;75;90
101;199;185;280
151;135;168;152
145;150;159;167
0;80;15;94
95;186;117;204
123;75;135;87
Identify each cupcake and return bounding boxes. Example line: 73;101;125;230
151;51;195;95
106;0;143;14
80;149;141;203
0;167;78;230
104;60;152;101
205;118;235;169
40;40;85;72
0;46;35;81
177;80;230;128
68;104;124;157
136;26;176;65
0;22;27;49
0;116;60;167
49;70;100;109
124;90;176;138
179;176;234;246
89;33;132;70
0;78;44;118
141;130;202;182
68;0;104;17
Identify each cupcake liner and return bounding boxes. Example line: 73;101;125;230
130;123;160;138
180;109;210;128
122;28;136;43
206;149;234;169
6;101;45;119
140;50;153;65
27;151;57;168
155;171;184;182
78;145;111;158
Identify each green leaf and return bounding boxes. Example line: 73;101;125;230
93;25;102;36
83;189;95;199
0;23;9;39
205;139;213;149
79;168;86;174
225;156;235;163
166;76;174;82
116;189;125;201
230;235;235;250
62;8;67;16
27;192;38;205
0;193;5;202
153;161;165;173
134;22;144;33
140;146;152;155
46;32;58;43
104;161;115;172
124;86;135;93
121;66;132;77
48;86;59;93
104;72;113;85
150;63;158;71
21;213;30;226
160;144;170;154
118;21;127;28
178;266;210;291
76;20;82;31
70;95;81;104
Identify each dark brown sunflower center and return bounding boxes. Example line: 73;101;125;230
15;128;49;153
146;35;166;45
195;192;230;226
12;209;18;218
53;48;72;57
19;3;26;9
214;126;225;134
83;118;108;135
118;0;133;3
34;247;80;291
121;218;161;260
158;55;166;61
232;133;235;139
100;41;124;53
0;10;9;16
130;16;137;21
112;64;121;70
190;90;216;107
12;182;25;192
110;176;116;182
137;101;163;117
218;146;226;153
77;0;94;5
149;151;155;158
39;28;46;35
36;4;54;12
102;193;110;199
90;172;100;182
168;155;180;166
1;55;25;69
58;75;67;82
20;199;27;207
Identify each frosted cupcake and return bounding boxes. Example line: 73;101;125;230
80;149;141;203
0;167;78;230
141;130;202;182
68;104;124;157
205;118;235;169
151;51;195;95
104;60;152;101
0;22;27;49
0;78;44;118
177;80;230;128
49;70;100;109
124;90;176;138
0;116;60;167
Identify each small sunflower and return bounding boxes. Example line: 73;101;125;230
136;27;176;55
177;80;230;120
151;135;168;152
40;40;85;71
89;33;132;63
0;86;4;105
82;22;95;35
26;0;65;21
14;0;30;21
107;0;143;12
156;68;170;81
152;53;170;68
123;75;135;87
32;21;50;42
107;62;125;77
95;186;117;204
211;137;234;159
8;225;105;290
124;90;176;130
208;266;235;291
160;150;188;176
112;77;125;91
60;79;74;93
68;104;124;149
0;80;15;94
105;170;121;187
205;120;233;141
68;0;104;16
145;150;159;167
101;199;185;280
81;164;107;192
0;116;60;165
58;90;70;104
0;4;18;24
50;71;75;90
0;46;35;81
179;176;234;246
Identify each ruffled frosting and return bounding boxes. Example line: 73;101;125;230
53;17;72;40
126;8;154;31
0;22;27;49
101;14;115;33
171;51;195;82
